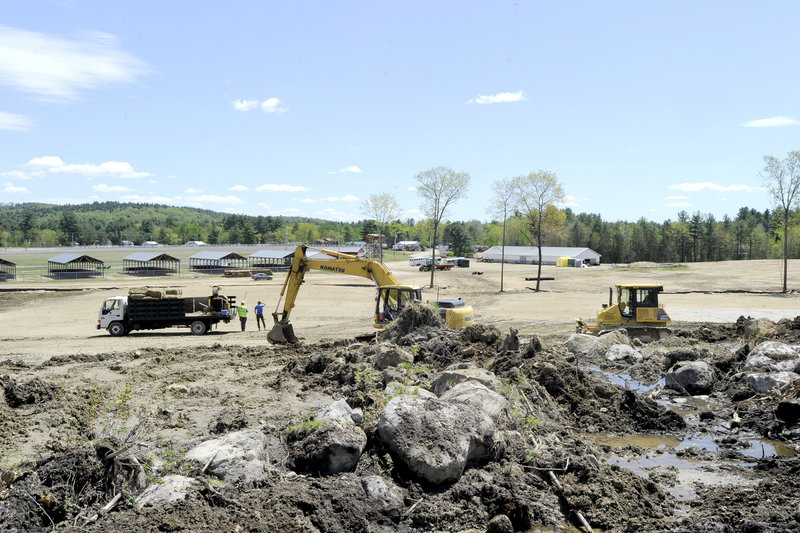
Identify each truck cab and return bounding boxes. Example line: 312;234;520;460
98;296;128;335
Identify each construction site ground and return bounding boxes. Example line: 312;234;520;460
2;258;800;532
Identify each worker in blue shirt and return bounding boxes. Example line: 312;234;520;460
255;300;266;330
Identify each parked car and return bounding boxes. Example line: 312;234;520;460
252;273;273;280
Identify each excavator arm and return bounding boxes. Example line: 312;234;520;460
268;245;415;343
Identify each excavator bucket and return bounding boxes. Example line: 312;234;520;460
268;321;299;344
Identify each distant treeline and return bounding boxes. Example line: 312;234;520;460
0;201;789;263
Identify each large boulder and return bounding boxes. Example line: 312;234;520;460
440;380;508;421
374;344;414;370
317;398;361;426
290;422;367;474
736;317;776;339
744;342;800;372
745;371;799;394
664;347;708;369
566;333;596;355
605;344;642;363
361;475;405;515
185;428;272;484
135;475;199;508
430;364;499;396
377;395;497;485
567;330;631;357
665;361;715;395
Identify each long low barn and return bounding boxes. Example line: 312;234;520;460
123;252;181;276
482;246;601;265
47;253;105;278
0;258;16;281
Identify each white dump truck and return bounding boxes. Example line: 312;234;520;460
97;286;236;336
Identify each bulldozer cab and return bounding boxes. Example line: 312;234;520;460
618;285;661;319
375;286;422;326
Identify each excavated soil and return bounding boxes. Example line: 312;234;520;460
2;259;800;532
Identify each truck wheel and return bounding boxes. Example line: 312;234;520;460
108;322;125;337
190;320;207;335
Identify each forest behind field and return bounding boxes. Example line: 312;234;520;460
0;201;791;264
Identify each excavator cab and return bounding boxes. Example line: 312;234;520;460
375;286;423;326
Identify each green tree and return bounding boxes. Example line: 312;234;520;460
448;221;474;257
512;170;566;291
415;166;471;287
762;150;800;292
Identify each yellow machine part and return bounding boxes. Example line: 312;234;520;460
441;307;474;329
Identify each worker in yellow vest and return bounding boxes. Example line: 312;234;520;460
237;301;248;331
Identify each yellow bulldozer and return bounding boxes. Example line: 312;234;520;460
576;283;671;336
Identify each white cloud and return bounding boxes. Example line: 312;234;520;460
92;183;133;193
228;184;249;192
183;194;245;205
467;90;525;105
317;207;355;221
232;97;287;114
407;186;416;191
1;170;32;180
327;165;363;175
24;155;151;179
0;111;32;131
120;194;175;204
27;156;64;167
668;182;756;192
232;99;260;111
326;194;359;202
300;198;316;203
0;26;149;100
664;201;692;208
274;207;304;216
185;187;203;194
3;182;29;193
261;97;287;114
257;184;310;192
562;195;580;208
742;116;800;128
664;195;689;200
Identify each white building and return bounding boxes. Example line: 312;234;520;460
482;246;601;266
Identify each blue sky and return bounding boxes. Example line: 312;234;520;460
1;1;799;223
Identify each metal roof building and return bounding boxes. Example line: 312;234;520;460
0;258;16;281
189;251;247;272
482;246;601;266
248;249;294;270
47;253;105;278
122;252;181;276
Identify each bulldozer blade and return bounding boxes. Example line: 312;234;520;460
268;322;299;344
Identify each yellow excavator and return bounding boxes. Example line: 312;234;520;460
576;284;671;335
268;245;474;344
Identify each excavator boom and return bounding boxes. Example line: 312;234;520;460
269;245;422;344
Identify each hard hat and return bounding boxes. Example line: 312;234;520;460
241;301;245;304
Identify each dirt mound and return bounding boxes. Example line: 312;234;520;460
1;375;59;408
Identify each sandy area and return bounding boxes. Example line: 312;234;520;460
2;258;800;363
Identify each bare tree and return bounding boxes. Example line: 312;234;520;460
488;178;515;292
361;193;402;262
513;170;566;291
415;166;471;287
761;150;800;293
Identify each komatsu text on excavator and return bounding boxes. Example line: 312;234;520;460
268;245;474;344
